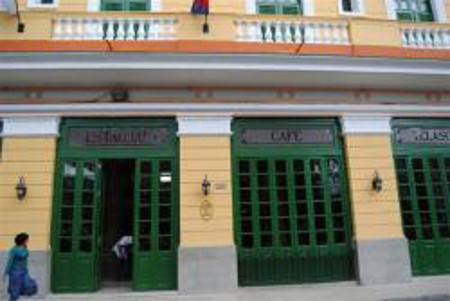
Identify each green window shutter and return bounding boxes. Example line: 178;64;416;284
396;0;434;22
282;4;300;15
397;11;415;21
102;0;124;11
258;4;277;14
102;0;148;11
258;0;302;15
128;0;148;11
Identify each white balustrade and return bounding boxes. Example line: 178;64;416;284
53;17;177;40
402;27;450;49
234;19;349;45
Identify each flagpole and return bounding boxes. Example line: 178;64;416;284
203;12;209;34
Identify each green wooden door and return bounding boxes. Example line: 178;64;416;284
133;158;178;290
51;160;102;293
393;119;450;276
52;118;179;293
232;119;355;286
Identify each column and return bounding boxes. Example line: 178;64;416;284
0;116;60;297
341;116;412;285
177;115;237;293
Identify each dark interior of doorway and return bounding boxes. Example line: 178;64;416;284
101;159;134;288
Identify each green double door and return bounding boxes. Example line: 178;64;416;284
393;119;450;276
51;119;178;293
232;119;355;286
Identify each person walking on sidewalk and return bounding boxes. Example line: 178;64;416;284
3;233;38;301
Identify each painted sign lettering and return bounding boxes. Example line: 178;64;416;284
240;129;333;145
395;128;450;145
68;127;169;147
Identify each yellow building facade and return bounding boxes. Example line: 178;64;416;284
0;0;450;297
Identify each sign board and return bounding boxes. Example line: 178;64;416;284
68;127;169;147
394;128;450;145
240;129;333;145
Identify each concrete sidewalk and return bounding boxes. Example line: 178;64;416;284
29;276;450;301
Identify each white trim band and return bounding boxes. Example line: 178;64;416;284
177;115;232;136
340;116;392;135
2;116;60;137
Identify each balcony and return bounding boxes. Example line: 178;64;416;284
53;14;178;40
401;23;450;49
0;9;448;59
234;17;349;45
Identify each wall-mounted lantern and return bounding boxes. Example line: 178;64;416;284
372;171;383;193
201;174;211;196
15;176;27;201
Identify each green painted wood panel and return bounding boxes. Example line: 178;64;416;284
232;119;355;286
52;118;179;293
393;118;450;276
51;160;102;293
133;158;178;291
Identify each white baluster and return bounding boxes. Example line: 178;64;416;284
116;19;126;40
261;21;273;43
311;23;319;43
53;19;63;39
443;30;450;49
126;20;135;40
254;21;263;42
94;19;104;40
402;29;409;47
153;20;161;40
105;19;115;40
63;18;73;40
240;21;249;41
74;18;84;40
323;23;332;44
339;23;348;44
247;21;257;42
274;22;283;43
316;23;323;44
84;19;95;40
147;19;155;39
136;19;146;40
424;29;433;48
331;23;339;44
304;23;313;43
293;22;302;43
284;22;293;43
433;29;442;48
416;29;424;47
409;29;417;47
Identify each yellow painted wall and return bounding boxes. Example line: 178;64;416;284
344;135;404;240
349;19;402;46
179;136;234;247
0;138;57;251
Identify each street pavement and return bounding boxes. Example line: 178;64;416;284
7;275;450;301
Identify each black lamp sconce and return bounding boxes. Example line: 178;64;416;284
372;171;383;193
201;174;211;196
16;176;27;201
13;0;25;33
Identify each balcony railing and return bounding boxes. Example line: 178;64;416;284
234;19;349;45
401;26;450;49
53;17;178;40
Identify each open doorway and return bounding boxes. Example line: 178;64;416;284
100;159;135;289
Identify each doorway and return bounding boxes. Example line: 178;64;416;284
101;159;135;288
51;118;179;293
